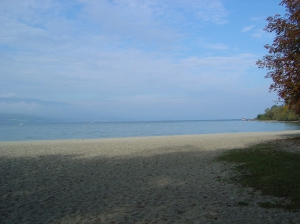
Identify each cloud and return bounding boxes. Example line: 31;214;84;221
251;16;266;22
0;93;15;98
198;40;229;50
242;16;276;39
251;29;274;39
252;29;264;38
192;0;228;25
76;0;229;48
163;0;229;25
66;85;276;121
0;0;229;56
241;24;272;39
1;43;258;102
0;0;275;120
78;0;177;47
0;0;258;100
242;25;255;32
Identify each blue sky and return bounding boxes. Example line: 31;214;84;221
0;0;286;121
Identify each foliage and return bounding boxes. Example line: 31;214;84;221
256;104;300;121
256;0;300;115
216;139;300;210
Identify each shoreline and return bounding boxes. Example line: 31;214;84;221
1;130;300;223
249;119;300;123
1;129;300;144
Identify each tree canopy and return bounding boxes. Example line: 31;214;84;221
256;105;300;121
256;0;300;114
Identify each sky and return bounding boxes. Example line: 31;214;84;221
0;0;287;121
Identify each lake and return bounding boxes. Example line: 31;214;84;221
1;119;300;141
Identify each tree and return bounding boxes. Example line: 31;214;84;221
256;0;300;114
256;105;299;121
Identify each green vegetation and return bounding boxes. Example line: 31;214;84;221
216;138;300;210
256;105;300;121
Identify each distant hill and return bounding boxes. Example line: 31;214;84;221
0;113;56;124
0;97;71;106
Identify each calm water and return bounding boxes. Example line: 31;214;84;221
1;120;300;141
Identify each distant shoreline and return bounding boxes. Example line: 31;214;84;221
249;119;299;123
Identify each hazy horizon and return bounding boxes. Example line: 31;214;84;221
0;109;247;123
0;0;285;121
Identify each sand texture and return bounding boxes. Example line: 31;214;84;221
1;131;300;224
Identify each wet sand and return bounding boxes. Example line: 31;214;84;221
1;131;300;223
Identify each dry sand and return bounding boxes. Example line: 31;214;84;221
1;130;300;224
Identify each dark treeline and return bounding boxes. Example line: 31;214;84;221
256;105;300;121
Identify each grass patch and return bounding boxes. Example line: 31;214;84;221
237;201;249;206
216;138;300;211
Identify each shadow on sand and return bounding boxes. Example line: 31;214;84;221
1;145;233;223
1;132;300;223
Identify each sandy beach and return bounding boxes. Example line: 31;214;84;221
1;130;300;224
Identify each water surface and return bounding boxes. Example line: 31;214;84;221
1;120;300;141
